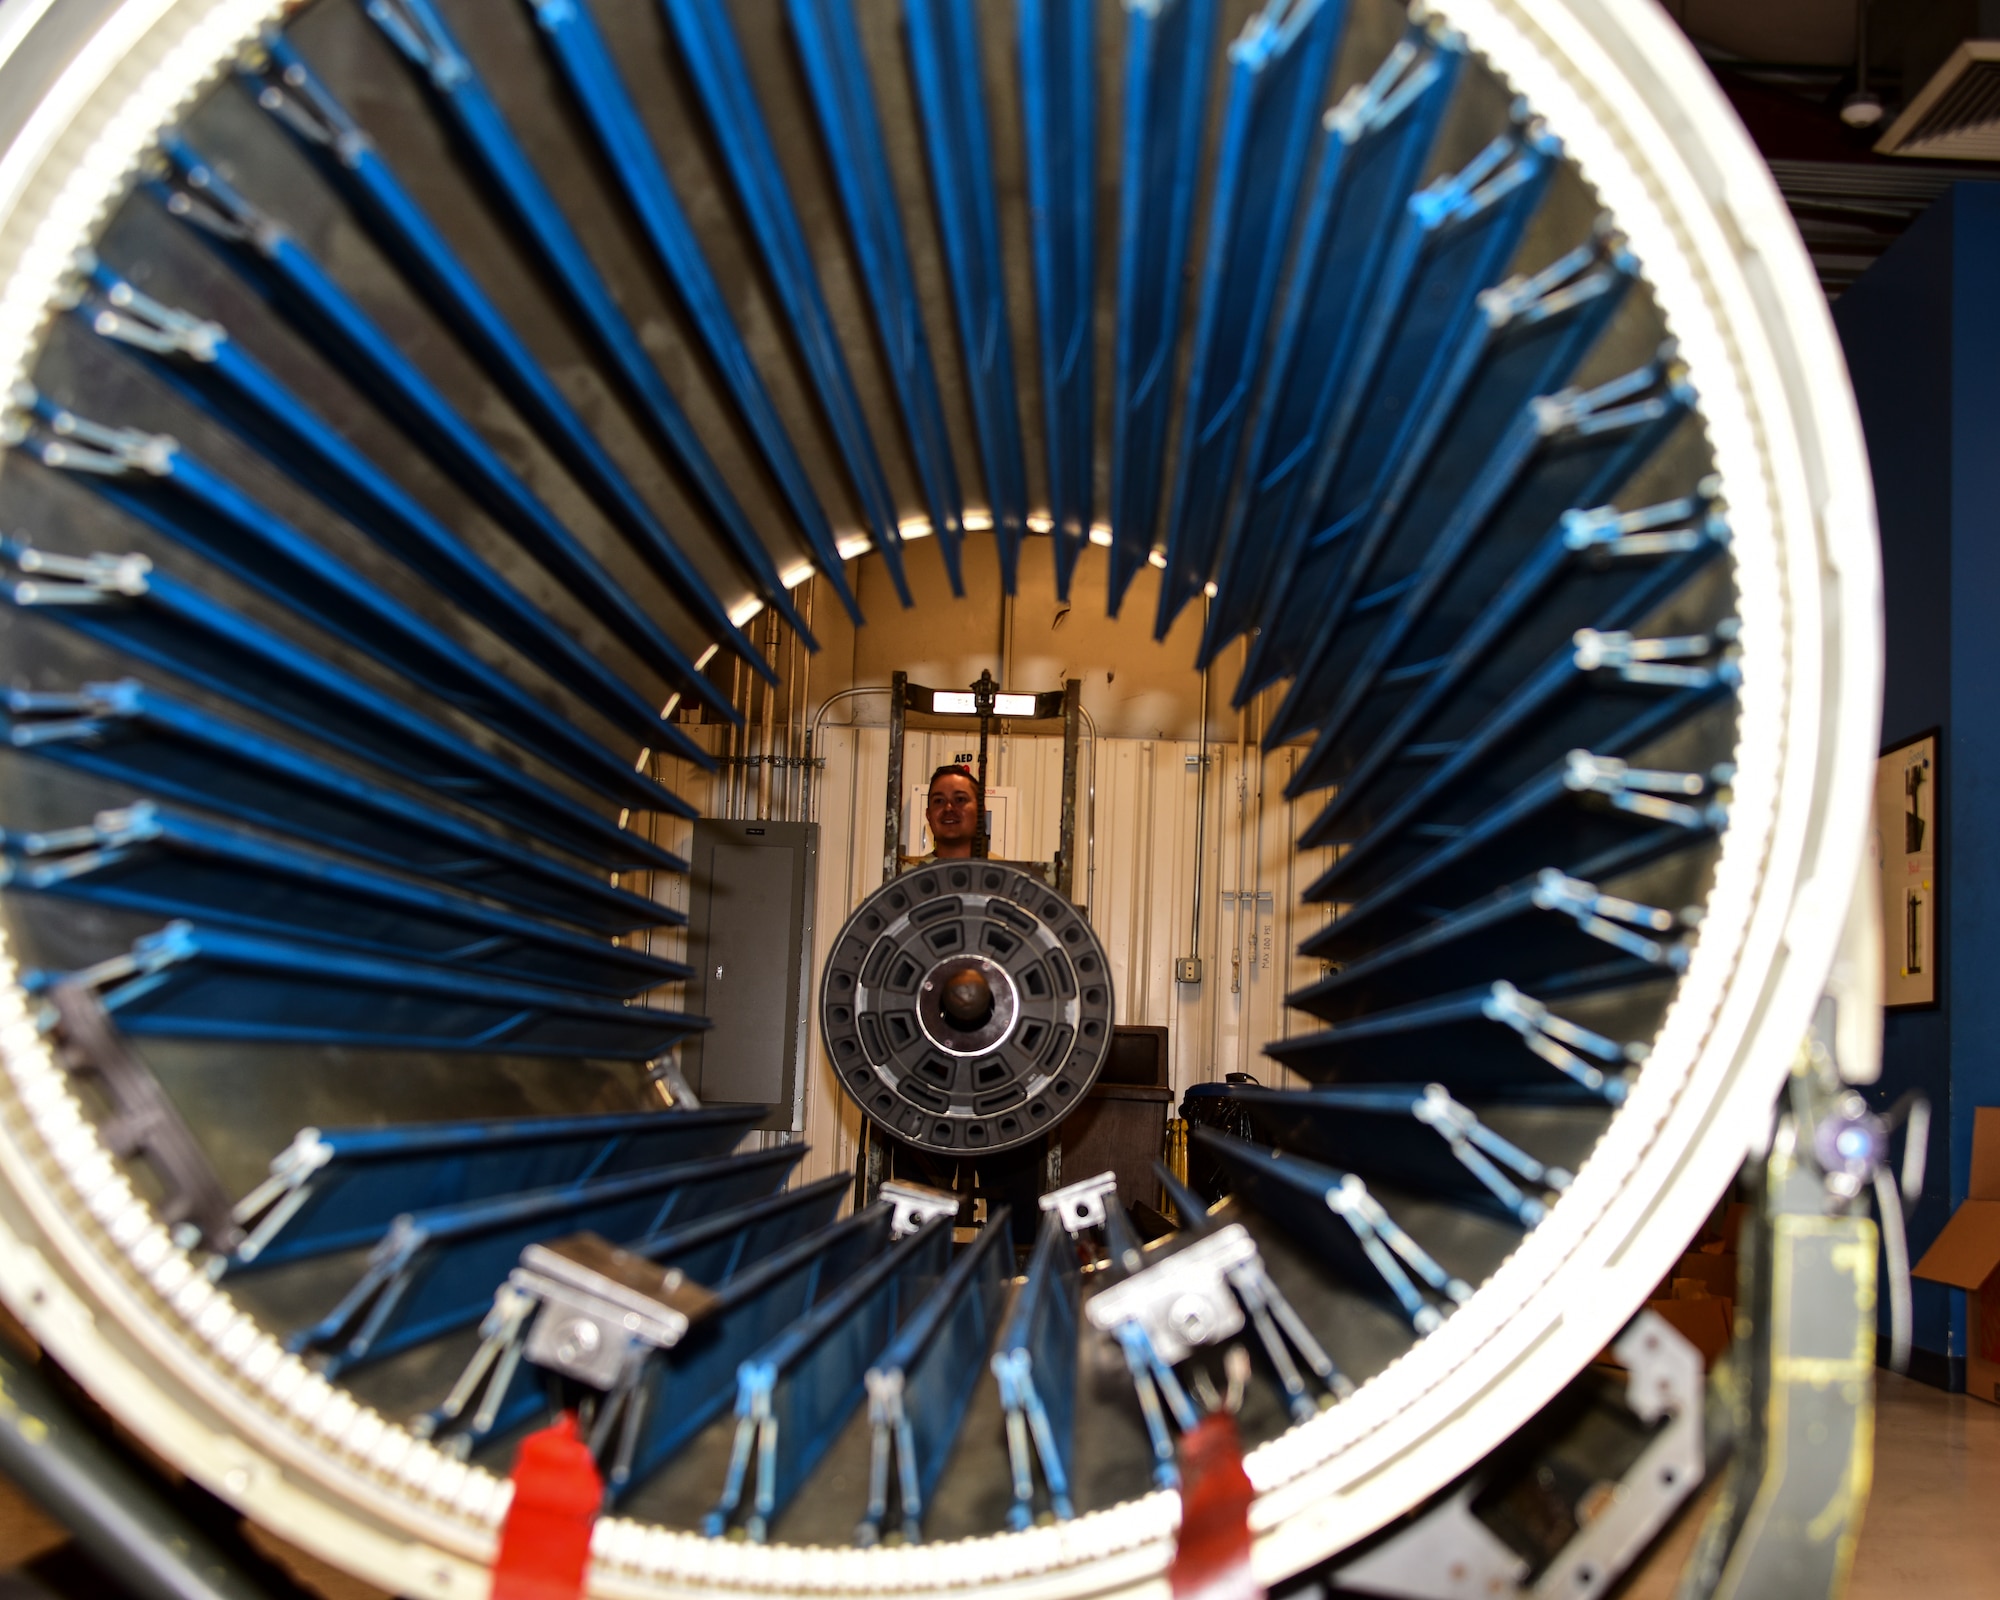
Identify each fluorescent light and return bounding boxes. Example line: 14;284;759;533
1147;548;1167;569
1088;524;1114;547
962;508;994;532
728;596;766;626
927;689;1041;716
835;534;874;559
693;645;720;670
780;562;816;588
897;517;934;541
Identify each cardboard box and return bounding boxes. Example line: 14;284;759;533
1643;1296;1734;1368
1670;1250;1740;1300
1912;1106;2000;1404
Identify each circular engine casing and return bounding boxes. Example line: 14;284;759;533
821;864;1113;1155
0;1;1883;1597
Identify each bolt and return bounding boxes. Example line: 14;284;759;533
1168;1294;1215;1346
555;1318;601;1368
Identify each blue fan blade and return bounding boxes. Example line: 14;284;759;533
524;0;861;623
904;0;1031;594
1109;0;1220;612
1019;0;1097;599
228;1106;766;1270
358;0;813;642
0;680;674;933
1155;0;1347;637
2;802;689;998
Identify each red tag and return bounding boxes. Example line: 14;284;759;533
492;1413;602;1600
1169;1411;1264;1600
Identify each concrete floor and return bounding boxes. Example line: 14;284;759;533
1623;1370;2000;1600
1;1369;1994;1596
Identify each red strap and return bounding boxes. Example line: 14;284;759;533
492;1413;602;1600
1169;1411;1264;1600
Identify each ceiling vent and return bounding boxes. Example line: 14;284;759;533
1877;41;2000;158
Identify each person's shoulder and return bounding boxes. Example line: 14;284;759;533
897;851;937;873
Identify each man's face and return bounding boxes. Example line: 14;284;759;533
927;774;979;848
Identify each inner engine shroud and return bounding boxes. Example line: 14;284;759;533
822;866;1112;1154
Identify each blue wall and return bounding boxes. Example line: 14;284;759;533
1833;182;2000;1385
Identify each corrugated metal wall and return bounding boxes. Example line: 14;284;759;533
638;707;1323;1192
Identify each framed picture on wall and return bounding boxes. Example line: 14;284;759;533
1875;729;1938;1009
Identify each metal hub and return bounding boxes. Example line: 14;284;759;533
920;955;1014;1053
821;863;1112;1154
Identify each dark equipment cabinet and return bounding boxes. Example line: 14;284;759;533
1059;1024;1173;1203
681;819;817;1132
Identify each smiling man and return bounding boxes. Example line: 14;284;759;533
910;762;981;866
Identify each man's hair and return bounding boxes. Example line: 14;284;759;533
927;763;982;802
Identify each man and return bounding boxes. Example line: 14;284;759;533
907;763;980;868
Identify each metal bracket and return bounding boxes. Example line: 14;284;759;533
417;1281;538;1454
364;0;471;90
228;1127;335;1266
1572;622;1739;689
1558;478;1727;560
42;981;242;1254
1333;1309;1703;1600
514;1232;715;1390
1531;870;1690;970
1039;1170;1118;1236
1482;981;1640;1102
6;543;154;608
72;256;226;362
1412;1083;1572;1225
1085;1222;1257;1366
881;1179;960;1239
154;143;285;256
1562;751;1731;832
241;34;374;168
10;390;177;478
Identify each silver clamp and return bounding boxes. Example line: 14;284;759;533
881;1179;960;1240
1532;870;1690;972
1559;478;1727;559
1482;981;1639;1102
74;257;226;363
1563;750;1732;831
417;1281;541;1452
154;145;287;258
1413;1083;1572;1225
7;544;154;609
1085;1222;1258;1365
230;1125;336;1266
1038;1170;1118;1236
365;0;472;90
8;390;176;479
1573;620;1739;688
513;1233;714;1392
241;34;374;168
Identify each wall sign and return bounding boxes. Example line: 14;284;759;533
1875;729;1938;1009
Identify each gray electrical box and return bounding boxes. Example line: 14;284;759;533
680;820;817;1132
